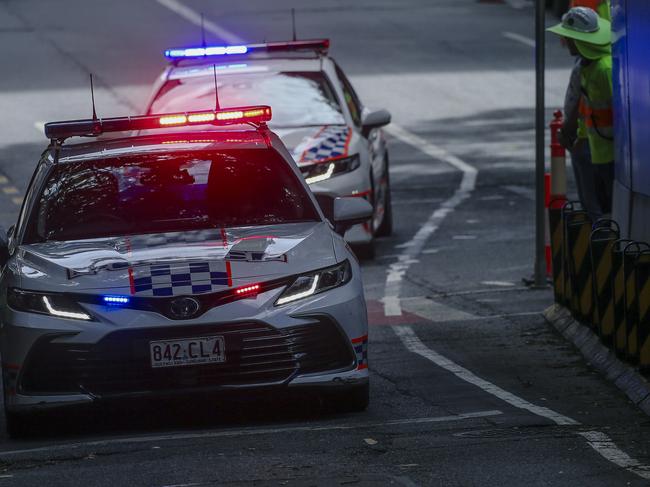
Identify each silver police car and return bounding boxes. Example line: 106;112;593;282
0;105;371;437
147;39;392;257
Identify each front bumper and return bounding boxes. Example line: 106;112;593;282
1;279;369;412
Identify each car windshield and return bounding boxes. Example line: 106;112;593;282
150;70;346;128
26;149;320;242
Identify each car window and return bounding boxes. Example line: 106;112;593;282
150;71;346;128
25;149;319;243
334;65;363;127
15;152;51;242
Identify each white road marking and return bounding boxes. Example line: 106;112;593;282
383;124;477;316
503;184;535;200
394;327;650;480
0;410;503;457
481;280;516;287
156;0;244;44
393;325;578;426
579;431;650;480
421;248;440;254
502;31;536;48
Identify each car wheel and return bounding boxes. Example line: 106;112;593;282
323;383;369;413
375;157;393;237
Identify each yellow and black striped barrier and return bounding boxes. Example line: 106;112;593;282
635;250;650;372
611;239;634;358
589;221;620;344
549;199;568;304
623;242;650;364
564;208;593;323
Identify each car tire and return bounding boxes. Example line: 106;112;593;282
375;158;392;237
323;383;369;413
5;410;33;439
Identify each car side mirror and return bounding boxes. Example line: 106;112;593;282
332;197;373;236
0;226;9;267
361;109;391;137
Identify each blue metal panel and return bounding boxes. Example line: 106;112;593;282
626;0;650;196
612;0;631;189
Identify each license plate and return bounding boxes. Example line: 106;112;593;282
149;336;225;368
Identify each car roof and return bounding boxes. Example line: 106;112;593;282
55;128;271;163
168;57;325;82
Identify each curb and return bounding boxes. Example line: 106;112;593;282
544;304;650;416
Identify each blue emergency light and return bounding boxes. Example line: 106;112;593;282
103;295;130;305
164;39;330;60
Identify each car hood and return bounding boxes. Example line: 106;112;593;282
16;222;336;295
274;125;353;164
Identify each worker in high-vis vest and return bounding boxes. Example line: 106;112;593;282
549;6;614;217
557;1;610;218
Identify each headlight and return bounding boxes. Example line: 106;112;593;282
7;288;93;321
301;154;360;185
275;260;352;306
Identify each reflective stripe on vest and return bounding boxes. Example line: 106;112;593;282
579;96;614;139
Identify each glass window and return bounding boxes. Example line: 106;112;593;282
334;65;363;127
150;71;346;128
25;149;319;242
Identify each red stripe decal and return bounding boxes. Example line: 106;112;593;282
2;363;20;370
351;334;368;344
226;261;233;287
343;127;352;155
348;189;372;198
128;267;135;295
357;364;368;370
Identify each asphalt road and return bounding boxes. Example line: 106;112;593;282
1;1;650;485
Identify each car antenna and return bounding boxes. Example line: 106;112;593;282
212;64;220;111
291;8;297;41
200;13;207;48
89;73;98;121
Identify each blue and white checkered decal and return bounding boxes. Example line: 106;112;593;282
131;261;230;297
352;335;368;370
297;126;351;163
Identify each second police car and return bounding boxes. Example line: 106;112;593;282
147;39;392;257
0;105;372;437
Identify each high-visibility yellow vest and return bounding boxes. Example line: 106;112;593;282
570;0;611;21
579;54;614;164
573;0;611;140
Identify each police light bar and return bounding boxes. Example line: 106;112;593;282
44;106;272;140
164;39;330;60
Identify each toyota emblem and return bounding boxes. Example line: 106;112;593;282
169;297;200;319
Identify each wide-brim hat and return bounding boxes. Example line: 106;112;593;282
547;8;611;46
574;39;611;60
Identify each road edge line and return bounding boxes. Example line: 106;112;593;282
382;124;477;316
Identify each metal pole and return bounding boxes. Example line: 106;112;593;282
534;0;547;287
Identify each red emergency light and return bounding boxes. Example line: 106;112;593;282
164;39;330;60
44;106;272;140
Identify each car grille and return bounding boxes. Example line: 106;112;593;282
19;318;355;396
